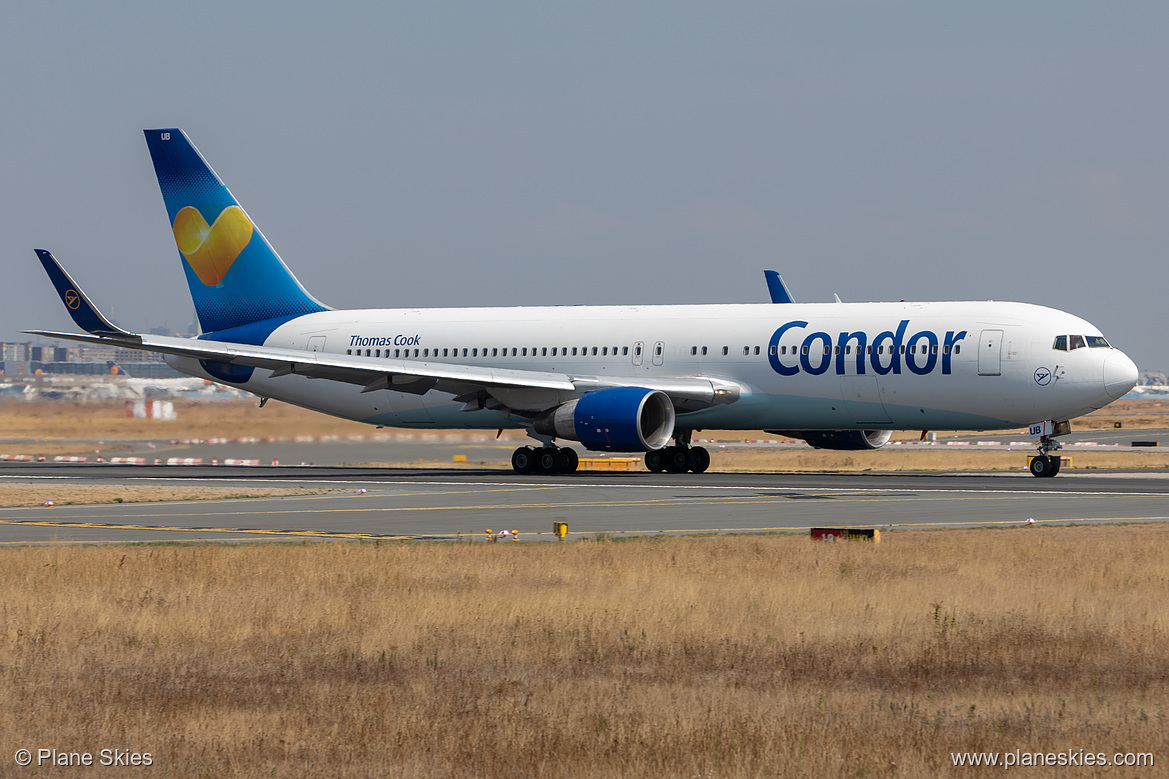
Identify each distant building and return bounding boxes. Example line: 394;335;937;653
1;339;180;379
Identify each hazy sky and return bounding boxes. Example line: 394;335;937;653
3;2;1166;371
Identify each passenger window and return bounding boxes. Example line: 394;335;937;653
845;346;851;355
592;347;598;356
346;349;352;355
943;345;950;355
552;347;558;356
743;346;750;356
1070;335;1086;350
423;348;429;357
754;346;760;356
542;347;548;356
823;345;830;355
722;346;729;356
413;349;419;357
769;345;777;356
472;348;478;357
691;346;698;356
572;347;578;356
867;345;872;355
602;347;608;356
954;345;961;354
833;346;839;355
622;346;628;356
512;348;517;356
375;349;381;357
801;345;809;356
655;344;663;356
635;345;642;356
931;345;938;355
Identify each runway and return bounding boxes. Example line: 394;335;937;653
2;464;1169;544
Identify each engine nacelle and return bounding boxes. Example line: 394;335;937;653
533;387;675;452
769;429;893;451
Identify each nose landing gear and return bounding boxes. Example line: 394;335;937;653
1030;431;1064;478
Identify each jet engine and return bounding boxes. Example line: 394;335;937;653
770;429;894;450
533;387;675;452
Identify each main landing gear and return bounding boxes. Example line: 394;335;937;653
644;445;710;474
511;446;579;475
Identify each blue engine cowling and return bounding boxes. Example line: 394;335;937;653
769;429;893;450
533;387;675;452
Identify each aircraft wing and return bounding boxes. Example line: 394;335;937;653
30;250;742;414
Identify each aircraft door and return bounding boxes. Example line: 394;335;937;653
978;329;1003;376
652;341;665;366
307;335;326;352
632;341;644;366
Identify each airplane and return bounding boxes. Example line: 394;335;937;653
29;128;1138;478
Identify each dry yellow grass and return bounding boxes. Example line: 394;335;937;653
2;527;1166;777
0;398;373;441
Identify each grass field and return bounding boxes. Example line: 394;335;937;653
3;527;1165;777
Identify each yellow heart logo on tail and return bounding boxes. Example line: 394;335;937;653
171;205;254;286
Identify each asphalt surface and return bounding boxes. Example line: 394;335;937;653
2;464;1168;545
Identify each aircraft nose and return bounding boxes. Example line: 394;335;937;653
1103;351;1139;400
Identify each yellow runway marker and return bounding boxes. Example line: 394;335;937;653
0;518;440;542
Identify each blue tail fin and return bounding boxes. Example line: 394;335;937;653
143;129;328;334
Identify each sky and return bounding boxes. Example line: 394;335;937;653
2;1;1166;372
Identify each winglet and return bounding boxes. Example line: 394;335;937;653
764;270;796;304
34;250;134;337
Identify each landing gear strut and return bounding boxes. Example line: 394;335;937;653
511;446;578;475
1030;434;1063;478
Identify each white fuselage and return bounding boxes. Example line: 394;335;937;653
166;299;1134;439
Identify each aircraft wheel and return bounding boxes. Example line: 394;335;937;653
645;449;666;472
511;446;536;474
665;446;690;473
559;448;579;474
688;446;711;473
1029;455;1058;478
536;448;561;475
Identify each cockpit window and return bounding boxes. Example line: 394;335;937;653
1052;335;1067;351
1069;334;1086;350
1086;335;1110;348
